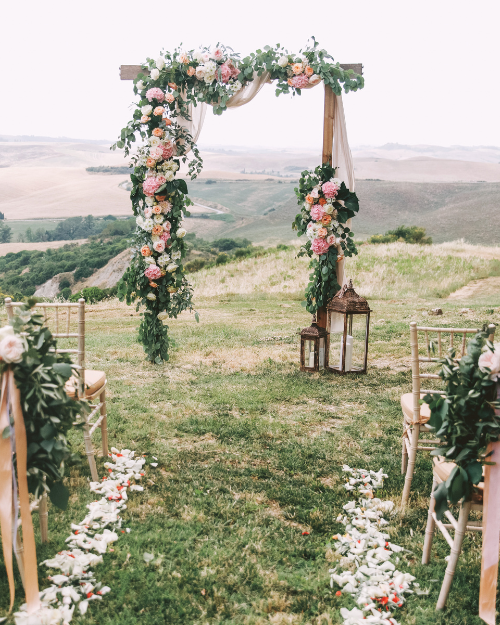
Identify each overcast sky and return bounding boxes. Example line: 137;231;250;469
2;0;499;153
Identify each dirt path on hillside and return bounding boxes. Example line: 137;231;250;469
448;276;500;300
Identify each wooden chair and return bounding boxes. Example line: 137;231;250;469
422;456;484;610
5;298;108;484
401;322;495;507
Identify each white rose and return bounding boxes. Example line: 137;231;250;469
146;293;157;301
195;66;205;80
166;263;178;273
145;196;155;206
156;57;165;70
193;50;203;63
141;105;153;116
151;235;160;243
204;73;215;84
202;52;210;63
136;80;145;91
308;74;321;86
148;136;161;147
177;228;187;238
0;325;14;342
157;311;169;321
0;335;24;363
150;68;160;80
165;171;174;182
324;204;333;215
171;162;179;172
278;55;289;68
144;256;156;265
153;214;164;224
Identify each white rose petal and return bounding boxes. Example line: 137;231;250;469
177;228;187;238
0;335;24;363
150;68;160;80
146;293;156;301
166;263;178;273
136;80;145;91
278;55;289;68
156;57;165;71
141;105;153;116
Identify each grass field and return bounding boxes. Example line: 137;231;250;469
1;244;500;624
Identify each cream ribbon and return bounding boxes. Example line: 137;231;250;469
0;368;40;614
479;383;500;624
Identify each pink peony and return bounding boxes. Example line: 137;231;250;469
311;238;330;255
163;220;171;231
146;88;165;103
322;181;339;198
310;205;325;222
478;348;500;380
144;265;162;280
161;143;174;159
156;175;166;186
143;177;162;196
326;234;336;246
160;231;171;242
150;146;163;161
231;66;240;78
292;74;309;89
213;48;224;61
220;63;232;83
153;240;166;253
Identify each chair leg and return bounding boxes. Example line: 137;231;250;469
401;423;420;508
83;420;98;482
100;388;108;458
436;499;472;611
422;477;437;564
39;492;49;543
401;417;408;474
15;527;26;588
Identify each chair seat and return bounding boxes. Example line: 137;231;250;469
65;370;106;398
433;456;484;492
401;393;431;424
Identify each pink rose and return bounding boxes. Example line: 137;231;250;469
144;207;153;218
144;265;162;280
322;181;339;199
156;175;166;186
161;142;174;159
160;231;171;242
213;48;224;61
153;240;166;253
150;146;163;161
163;221;171;231
478;348;500;380
146;88;165;103
326;234;336;246
231;66;240;78
292;74;309;89
220;63;232;83
311;238;330;255
310;205;325;222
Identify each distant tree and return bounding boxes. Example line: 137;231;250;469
25;227;34;242
17;233;25;242
103;215;118;221
0;222;12;243
0;211;5;220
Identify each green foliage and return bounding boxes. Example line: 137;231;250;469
59;287;72;300
22;215;134;243
86;166;133;174
71;286;117;304
5;305;87;507
424;329;500;519
185;258;206;273
59;278;71;291
0;237;129;296
0;221;12;243
216;253;229;266
212;238;252;252
293;163;359;313
368;225;432;245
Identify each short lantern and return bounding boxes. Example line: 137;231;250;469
300;314;328;372
327;279;371;374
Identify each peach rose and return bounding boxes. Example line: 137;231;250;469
163;118;172;126
140;115;150;124
152;205;162;214
287;78;293;86
305;194;314;204
152;225;164;236
152;128;164;137
141;245;152;257
179;53;189;64
321;214;332;225
318;228;328;238
292;63;303;75
156;195;167;201
318;198;327;206
149;281;159;288
187;66;195;76
153;106;164;116
165;93;174;104
305;66;314;77
168;82;177;90
146;157;156;168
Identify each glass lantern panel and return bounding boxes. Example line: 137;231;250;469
319;337;325;370
305;339;315;368
330;314;368;371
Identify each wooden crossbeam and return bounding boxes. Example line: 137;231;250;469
119;63;363;80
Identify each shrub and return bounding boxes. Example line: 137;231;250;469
74;266;93;281
368;225;432;245
216;253;229;265
185;259;206;273
234;247;252;259
59;278;71;291
71;287;108;304
59;287;72;300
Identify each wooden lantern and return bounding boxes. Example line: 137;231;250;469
326;279;371;374
300;315;328;372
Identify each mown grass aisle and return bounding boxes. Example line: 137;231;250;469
1;243;499;624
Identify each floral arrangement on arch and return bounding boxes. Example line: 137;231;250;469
114;40;364;363
293;163;360;314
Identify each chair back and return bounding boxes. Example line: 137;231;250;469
5;298;86;393
409;322;496;424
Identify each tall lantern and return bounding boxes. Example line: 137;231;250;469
327;279;371;374
300;314;329;372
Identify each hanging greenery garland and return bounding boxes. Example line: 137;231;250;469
114;39;363;363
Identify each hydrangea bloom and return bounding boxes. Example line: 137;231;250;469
322;181;339;198
310;205;325;222
146;88;165;103
144;265;162;280
311;238;330;255
292;74;309;89
143;177;162;196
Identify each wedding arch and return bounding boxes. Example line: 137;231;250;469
115;40;364;363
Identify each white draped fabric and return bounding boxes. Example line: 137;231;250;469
175;78;356;318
